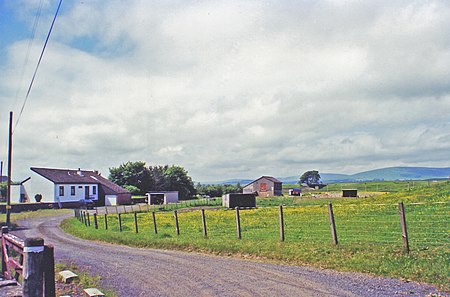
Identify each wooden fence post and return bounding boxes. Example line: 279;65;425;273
93;213;98;229
118;213;122;232
235;207;242;239
328;203;338;245
1;226;8;275
87;212;91;227
23;237;45;297
152;212;158;234
279;205;285;242
174;210;180;235
134;212;139;233
201;209;207;237
44;245;55;297
398;202;410;254
104;214;108;230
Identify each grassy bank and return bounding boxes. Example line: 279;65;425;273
62;182;449;290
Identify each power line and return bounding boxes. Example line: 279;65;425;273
13;0;63;133
12;0;45;111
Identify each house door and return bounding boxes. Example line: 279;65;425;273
85;186;90;199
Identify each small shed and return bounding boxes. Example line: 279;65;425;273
288;188;301;196
147;191;179;205
222;193;256;208
342;189;358;197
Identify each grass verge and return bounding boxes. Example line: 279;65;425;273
55;262;116;296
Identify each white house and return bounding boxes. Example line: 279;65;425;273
28;167;132;207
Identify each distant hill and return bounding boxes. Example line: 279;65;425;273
205;167;450;185
202;179;253;186
322;167;450;183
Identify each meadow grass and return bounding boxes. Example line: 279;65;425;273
63;182;450;290
283;180;436;192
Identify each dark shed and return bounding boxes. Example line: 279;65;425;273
222;193;256;208
342;189;358;197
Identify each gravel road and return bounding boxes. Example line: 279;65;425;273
12;213;445;297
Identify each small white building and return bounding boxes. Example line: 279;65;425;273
147;191;179;205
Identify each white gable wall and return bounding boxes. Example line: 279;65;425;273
28;172;54;202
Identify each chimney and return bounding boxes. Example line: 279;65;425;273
77;168;83;176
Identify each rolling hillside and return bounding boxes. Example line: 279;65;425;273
206;167;450;185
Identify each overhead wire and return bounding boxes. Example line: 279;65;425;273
13;0;63;134
11;0;45;111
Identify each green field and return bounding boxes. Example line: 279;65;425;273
63;181;450;290
283;180;435;192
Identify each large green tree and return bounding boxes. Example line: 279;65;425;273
109;162;196;199
163;165;195;200
299;170;322;186
109;161;151;195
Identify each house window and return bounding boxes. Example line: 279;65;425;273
59;186;64;196
71;186;75;196
93;186;97;195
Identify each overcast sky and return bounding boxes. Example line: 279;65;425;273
1;0;449;183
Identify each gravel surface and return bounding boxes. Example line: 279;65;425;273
10;213;447;297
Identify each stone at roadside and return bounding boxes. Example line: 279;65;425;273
59;270;78;283
84;288;105;296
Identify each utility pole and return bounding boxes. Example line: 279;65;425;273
6;111;13;227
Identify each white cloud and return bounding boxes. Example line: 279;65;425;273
1;0;450;182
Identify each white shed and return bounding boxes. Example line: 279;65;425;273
147;191;179;205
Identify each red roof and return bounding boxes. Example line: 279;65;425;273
30;167;129;195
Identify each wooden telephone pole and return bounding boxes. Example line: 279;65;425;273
6;111;13;226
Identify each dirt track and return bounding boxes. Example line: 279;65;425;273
12;213;444;297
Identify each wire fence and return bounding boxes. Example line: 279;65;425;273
75;201;449;251
104;197;223;214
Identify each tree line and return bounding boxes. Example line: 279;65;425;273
109;161;243;200
109;162;196;200
195;183;243;198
